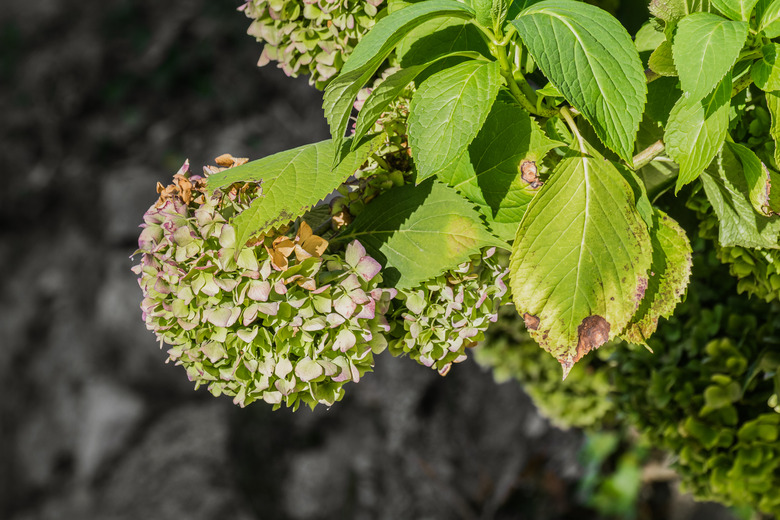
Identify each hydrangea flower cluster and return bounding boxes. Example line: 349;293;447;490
611;249;780;516
132;159;395;410
388;248;510;375
241;0;385;87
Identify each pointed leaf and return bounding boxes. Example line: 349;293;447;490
509;149;653;373
666;73;732;191
752;43;780;92
700;145;780;249
511;0;647;163
711;0;760;20
649;40;678;77
408;60;501;181
397;17;491;76
672;13;747;102
726;141;780;216
436;100;562;226
757;0;780;37
323;0;475;164
621;210;692;345
339;179;506;289
206;135;383;254
767;90;780;168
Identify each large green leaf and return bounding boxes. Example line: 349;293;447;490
757;0;780;37
435;101;562;233
511;0;647;164
408;60;501;181
726;141;780;216
206;135;383;255
672;13;747;103
323;0;475;165
752;43;780;92
509;148;653;375
710;0;760;20
665;73;732;191
338;179;506;289
700;145;780;249
621;209;692;345
767;90;780;167
649;41;678;77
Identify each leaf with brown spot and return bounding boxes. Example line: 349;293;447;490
726;141;780;217
509;146;652;371
621;209;692;345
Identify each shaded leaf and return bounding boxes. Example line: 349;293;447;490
752;43;780;92
509;147;652;375
408;60;501;181
323;0;475;165
649;40;678;77
767;90;780;168
435;100;562;228
339;179;506;289
700;144;780;249
621;209;692;345
672;12;747;102
512;0;647;163
666;73;732;191
726;141;780;216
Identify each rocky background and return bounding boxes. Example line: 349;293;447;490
0;1;739;519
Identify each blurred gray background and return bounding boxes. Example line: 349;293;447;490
0;1;736;519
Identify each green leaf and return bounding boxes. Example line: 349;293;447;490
508;147;653;375
672;13;747;102
649;0;688;21
752;43;780;92
665;73;732;191
339;179;506;289
512;0;647;163
646;76;683;127
649;40;678;77
710;0;760;20
474;0;493;26
700;145;780;248
408;60;501;181
436;100;562;232
726;141;780;216
621;210;692;345
323;0;475;165
206;135;383;254
635;22;666;53
757;0;780;38
352;65;426;148
767;91;780;167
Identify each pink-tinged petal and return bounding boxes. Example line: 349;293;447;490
130;264;143;275
448;337;464;352
345;240;366;267
374;315;390;332
454;354;468;363
200;341;226;363
349;288;370;305
441;286;454;301
459;327;479;339
438;363;452;376
454;288;465;304
350;362;361;383
243;304;259;326
495;274;508;297
295;357;324;382
153;278;171;295
312;283;330;294
419;354;435;367
333;329;356;352
452;318;468;328
475;290;488;309
274;280;288;295
341;274;361;292
172;226;195;246
256;301;280;316
302;317;327;331
326;313;346;328
236;328;258;342
355;256;381;281
318;359;338;376
205;307;235;327
138;226;163;251
290;316;303;327
331;357;351;382
355;299;375;320
248;280;271;301
177;318;199;331
215;277;239;293
334;294;357;318
484;247;496;259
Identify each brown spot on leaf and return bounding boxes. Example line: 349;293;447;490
635;276;648;308
520;161;543;189
523;313;540;330
573;315;610;363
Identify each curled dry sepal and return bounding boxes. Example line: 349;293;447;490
132;160;395;411
389;248;510;375
241;0;384;87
